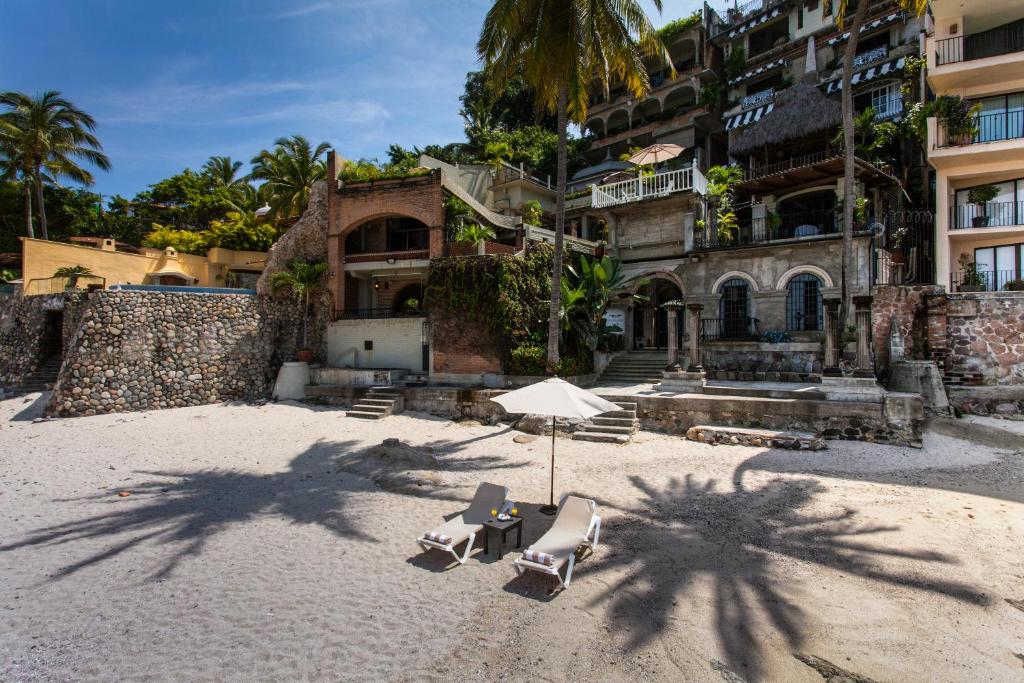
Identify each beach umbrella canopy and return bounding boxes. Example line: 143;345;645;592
491;378;620;514
628;143;684;166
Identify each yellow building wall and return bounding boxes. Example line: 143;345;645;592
20;238;266;289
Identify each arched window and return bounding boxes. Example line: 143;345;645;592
786;274;823;331
392;283;425;315
719;277;751;339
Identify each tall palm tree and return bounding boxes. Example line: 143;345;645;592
0;129;34;238
271;260;329;350
836;0;926;324
248;135;330;221
478;0;671;373
203;155;245;188
0;91;111;240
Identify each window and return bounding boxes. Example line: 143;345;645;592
954;178;1022;229
798;5;804;30
719;278;751;339
786;274;823;331
973;244;1023;290
972;92;1024;143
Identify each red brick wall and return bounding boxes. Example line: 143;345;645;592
430;306;503;375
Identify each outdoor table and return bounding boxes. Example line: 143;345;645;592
482;516;523;559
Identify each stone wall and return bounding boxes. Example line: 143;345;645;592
702;341;822;381
944;292;1024;386
256;180;329;296
45;290;318;417
0;294;64;389
870;285;943;377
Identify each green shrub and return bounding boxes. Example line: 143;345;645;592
509;344;546;376
556;353;594;377
521;199;543;226
142;223;208;255
657;10;701;43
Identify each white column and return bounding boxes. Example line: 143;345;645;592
935;169;952;292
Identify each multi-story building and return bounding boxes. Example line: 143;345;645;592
565;1;923;368
925;0;1024;291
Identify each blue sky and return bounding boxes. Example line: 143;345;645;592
2;0;703;199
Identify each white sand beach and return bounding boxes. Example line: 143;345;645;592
1;393;1022;682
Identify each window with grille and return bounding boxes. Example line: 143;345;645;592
786;274;823;331
719;278;750;339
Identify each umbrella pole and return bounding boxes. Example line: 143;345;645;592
540;415;557;515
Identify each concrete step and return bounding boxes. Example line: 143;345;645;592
347;410;386;420
703;385;827;401
600;409;637;419
613;402;637;410
571;430;630;444
590;416;637;428
352;404;388;414
361;398;396;406
581;423;634;435
685;424;825;450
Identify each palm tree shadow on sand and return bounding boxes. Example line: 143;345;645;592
2;438;515;582
586;473;990;681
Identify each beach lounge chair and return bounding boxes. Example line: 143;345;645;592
512;495;600;589
416;482;509;565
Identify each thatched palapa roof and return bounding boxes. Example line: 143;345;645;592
729;82;842;158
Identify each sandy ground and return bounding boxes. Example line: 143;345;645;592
1;392;1022;682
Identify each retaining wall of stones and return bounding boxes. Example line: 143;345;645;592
944;292;1024;386
0;293;65;389
45;290;320;417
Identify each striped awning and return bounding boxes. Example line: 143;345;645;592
727;5;784;39
728;57;789;86
823;55;906;94
725;103;774;131
826;12;904;46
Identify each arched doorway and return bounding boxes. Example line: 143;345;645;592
631;276;683;350
392;282;425;315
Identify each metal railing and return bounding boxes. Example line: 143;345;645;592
592;165;707;208
951;269;1022;292
344;249;430;264
740;87;775;111
339;307;426;320
744;151;838;182
935;19;1024;66
951;201;1024;229
937;110;1024;147
23;274;105;295
712;0;787;36
694;209;842;249
854;45;889;68
700;317;760;341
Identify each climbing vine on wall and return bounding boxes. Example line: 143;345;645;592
426;242;554;353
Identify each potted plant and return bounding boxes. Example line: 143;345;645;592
271;259;329;363
1004;279;1024;291
966;184;999;227
957;255;987;292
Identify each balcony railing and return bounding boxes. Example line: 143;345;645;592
951;201;1024;229
339;307;426;320
694;209;842;250
741;87;775;111
592;166;707;208
344;249;430;264
938;110;1024;147
951;269;1022;292
854;45;889;68
700;317;760;341
744;150;838;182
935;19;1024;66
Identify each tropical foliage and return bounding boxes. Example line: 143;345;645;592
478;0;670;372
656;10;701;43
271;260;329;350
453;222;496;246
0;90;110;240
560;255;644;356
249;135;329;220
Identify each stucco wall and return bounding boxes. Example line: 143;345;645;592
45;290;311;417
326;317;425;370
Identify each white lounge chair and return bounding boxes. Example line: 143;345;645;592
512;495;601;589
416;482;509;565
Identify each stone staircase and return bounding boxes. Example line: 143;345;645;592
9;356;62;394
346;387;404;420
572;400;639;444
597;352;668;385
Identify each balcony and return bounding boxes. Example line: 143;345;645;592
928;19;1024;92
694;208;842;251
951;201;1024;230
591;166;707;208
339;307;426;320
951;269;1023;292
343;249;430;270
854;45;889;68
930;110;1024;170
740;87;775;111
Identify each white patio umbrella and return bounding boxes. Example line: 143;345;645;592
491;378;620;514
627;143;684;166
